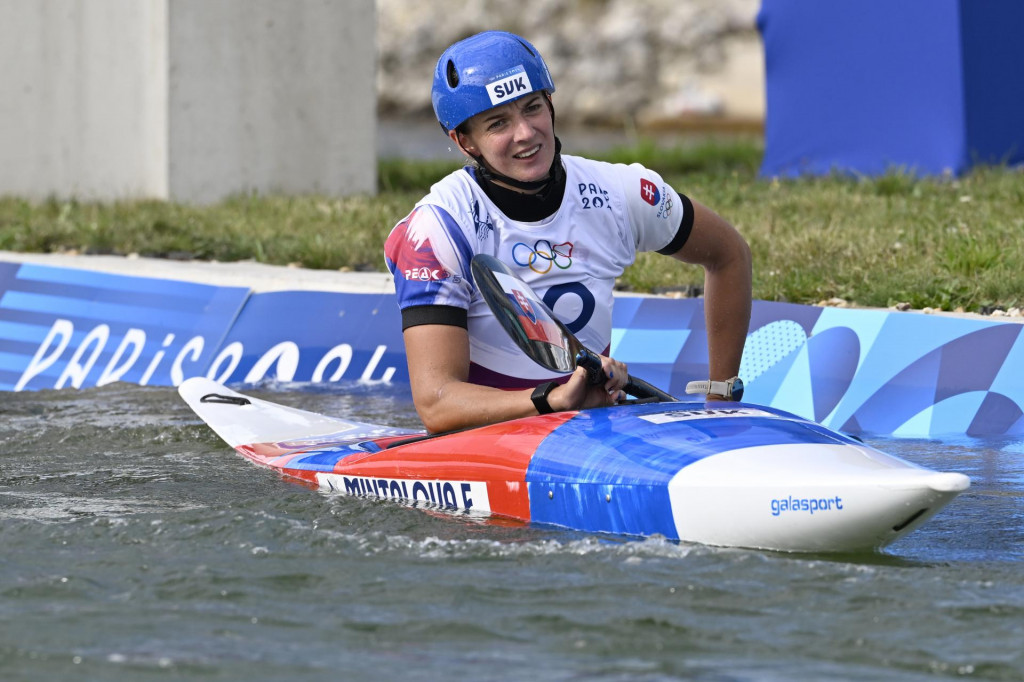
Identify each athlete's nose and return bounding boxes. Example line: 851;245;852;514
511;112;535;143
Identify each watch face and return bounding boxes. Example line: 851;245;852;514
732;377;744;401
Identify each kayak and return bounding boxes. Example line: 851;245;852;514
179;376;969;553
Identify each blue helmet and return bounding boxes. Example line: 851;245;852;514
432;31;556;133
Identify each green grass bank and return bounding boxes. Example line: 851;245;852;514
2;138;1022;314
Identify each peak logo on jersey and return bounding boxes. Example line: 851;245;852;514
640;179;661;206
384;217;451;283
404;266;447;281
487;66;533;106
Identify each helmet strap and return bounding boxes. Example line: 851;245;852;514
473;137;567;222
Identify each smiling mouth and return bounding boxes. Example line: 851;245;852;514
513;145;541;160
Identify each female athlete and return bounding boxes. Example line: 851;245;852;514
385;31;751;433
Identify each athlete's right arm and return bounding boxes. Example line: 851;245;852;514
403;324;539;433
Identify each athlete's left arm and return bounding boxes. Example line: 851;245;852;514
667;199;752;393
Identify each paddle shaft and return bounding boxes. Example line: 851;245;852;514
575;348;676;402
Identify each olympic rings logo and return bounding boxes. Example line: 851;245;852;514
512;240;574;274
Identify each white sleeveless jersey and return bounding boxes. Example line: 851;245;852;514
384;154;686;388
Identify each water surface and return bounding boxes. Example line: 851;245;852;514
1;383;1021;681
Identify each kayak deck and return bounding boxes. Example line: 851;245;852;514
179;377;969;552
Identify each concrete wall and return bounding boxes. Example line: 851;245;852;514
0;0;169;199
168;0;376;202
0;0;375;203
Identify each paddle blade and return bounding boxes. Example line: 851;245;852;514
470;254;580;374
471;254;678;402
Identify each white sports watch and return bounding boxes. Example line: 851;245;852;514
685;376;744;401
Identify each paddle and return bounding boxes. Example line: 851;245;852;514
470;253;676;402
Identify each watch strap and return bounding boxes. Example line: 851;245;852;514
531;381;560;414
685;378;738;400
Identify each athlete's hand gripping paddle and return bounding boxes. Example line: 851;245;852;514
470;254;676;402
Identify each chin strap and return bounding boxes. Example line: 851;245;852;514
471;137;563;192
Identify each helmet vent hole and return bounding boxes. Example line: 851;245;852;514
446;60;459;88
516;38;535;56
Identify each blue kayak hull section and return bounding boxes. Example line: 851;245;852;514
525;402;858;537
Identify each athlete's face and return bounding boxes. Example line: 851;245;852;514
451;94;556;190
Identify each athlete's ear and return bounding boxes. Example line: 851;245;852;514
449;129;477;156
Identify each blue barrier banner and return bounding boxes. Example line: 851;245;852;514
210;290;407;386
2;258;1023;437
0;261;249;391
613;296;1024;437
